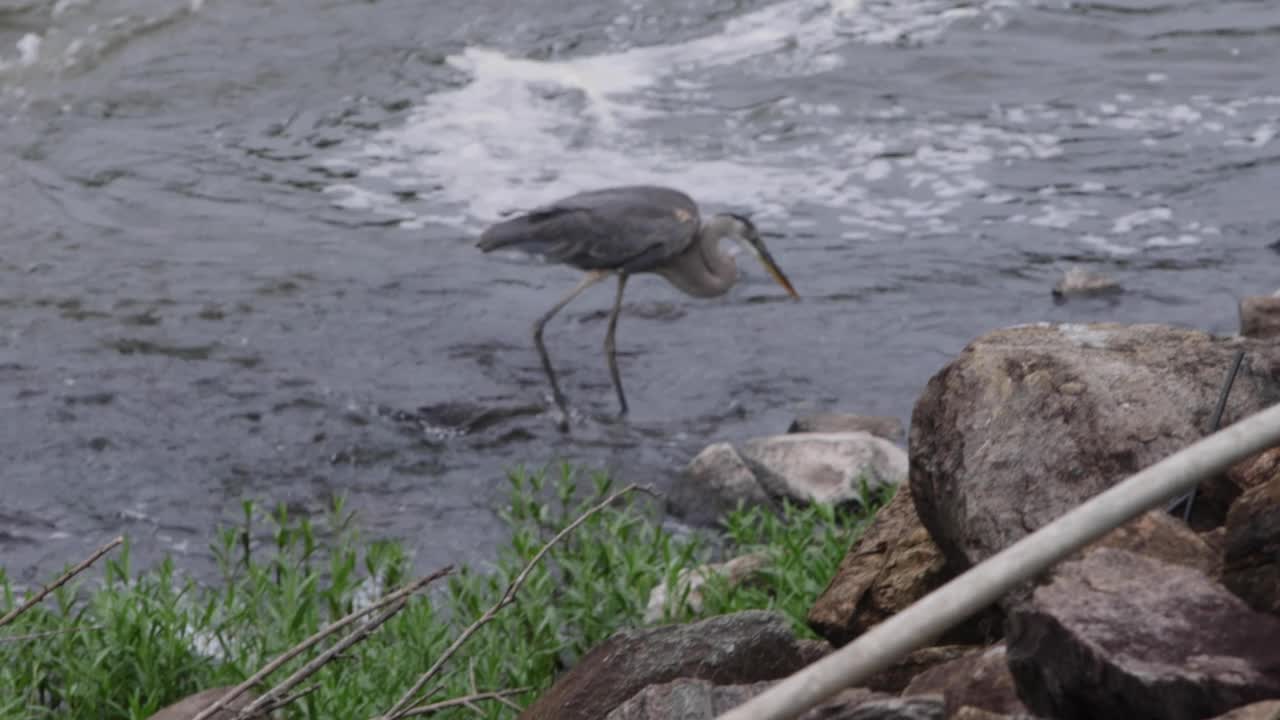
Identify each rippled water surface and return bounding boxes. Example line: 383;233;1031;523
1;0;1277;582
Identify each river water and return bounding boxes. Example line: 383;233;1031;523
1;0;1277;583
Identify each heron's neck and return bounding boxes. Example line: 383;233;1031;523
654;224;737;298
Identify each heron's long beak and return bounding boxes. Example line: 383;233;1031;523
747;236;800;299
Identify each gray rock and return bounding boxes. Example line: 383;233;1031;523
644;552;771;623
145;687;263;720
1240;295;1280;339
518;611;828;720
1223;472;1280;616
1051;266;1122;299
910;323;1280;574
741;432;906;506
672;442;775;524
788;413;905;442
676;432;906;523
1006;548;1280;720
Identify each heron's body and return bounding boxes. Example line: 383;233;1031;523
478;185;798;429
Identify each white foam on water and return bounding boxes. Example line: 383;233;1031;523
325;0;1026;234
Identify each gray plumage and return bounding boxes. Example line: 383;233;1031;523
478;186;701;273
478;184;798;430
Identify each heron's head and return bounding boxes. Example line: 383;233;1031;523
712;213;800;299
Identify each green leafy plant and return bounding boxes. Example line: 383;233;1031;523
0;465;890;719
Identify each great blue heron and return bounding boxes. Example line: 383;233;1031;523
477;185;800;428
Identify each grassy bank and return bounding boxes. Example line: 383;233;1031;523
0;466;889;719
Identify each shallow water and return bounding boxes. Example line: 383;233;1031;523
1;0;1277;583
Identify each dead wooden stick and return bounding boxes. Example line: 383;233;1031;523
396;689;529;719
233;599;411;719
192;565;454;720
0;536;123;629
379;483;656;720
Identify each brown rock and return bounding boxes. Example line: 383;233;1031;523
605;681;925;720
1228;446;1280;495
910;323;1280;574
788;413;905;442
1006;548;1280;720
146;687;263;720
1083;509;1220;577
902;644;1027;717
518;611;825;720
1240;295;1280;339
949;709;1038;720
1223;473;1280;616
863;645;979;694
1207;700;1280;720
808;485;997;647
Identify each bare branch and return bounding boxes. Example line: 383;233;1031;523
0;537;123;629
233;599;411;719
192;565;454;720
379;483;657;719
396;689;530;719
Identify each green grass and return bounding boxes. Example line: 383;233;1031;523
0;465;890;719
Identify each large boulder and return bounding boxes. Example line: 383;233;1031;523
1006;548;1280;720
902;644;1029;717
605;681;942;720
1240;295;1280;339
675;433;906;523
910;323;1280;572
1223;472;1280;616
518;611;827;720
807;485;997;647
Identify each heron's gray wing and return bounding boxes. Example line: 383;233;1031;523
477;186;700;273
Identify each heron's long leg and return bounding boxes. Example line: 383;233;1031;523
604;273;630;416
533;270;609;427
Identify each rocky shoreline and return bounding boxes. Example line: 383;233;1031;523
515;294;1280;720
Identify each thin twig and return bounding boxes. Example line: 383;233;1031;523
233;599;411;719
379;483;657;720
0;537;123;629
396;689;530;719
192;565;454;720
255;682;322;716
0;623;106;643
1172;349;1246;522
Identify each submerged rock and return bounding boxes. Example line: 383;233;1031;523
1050;266;1122;299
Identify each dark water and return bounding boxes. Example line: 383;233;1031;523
1;0;1277;584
